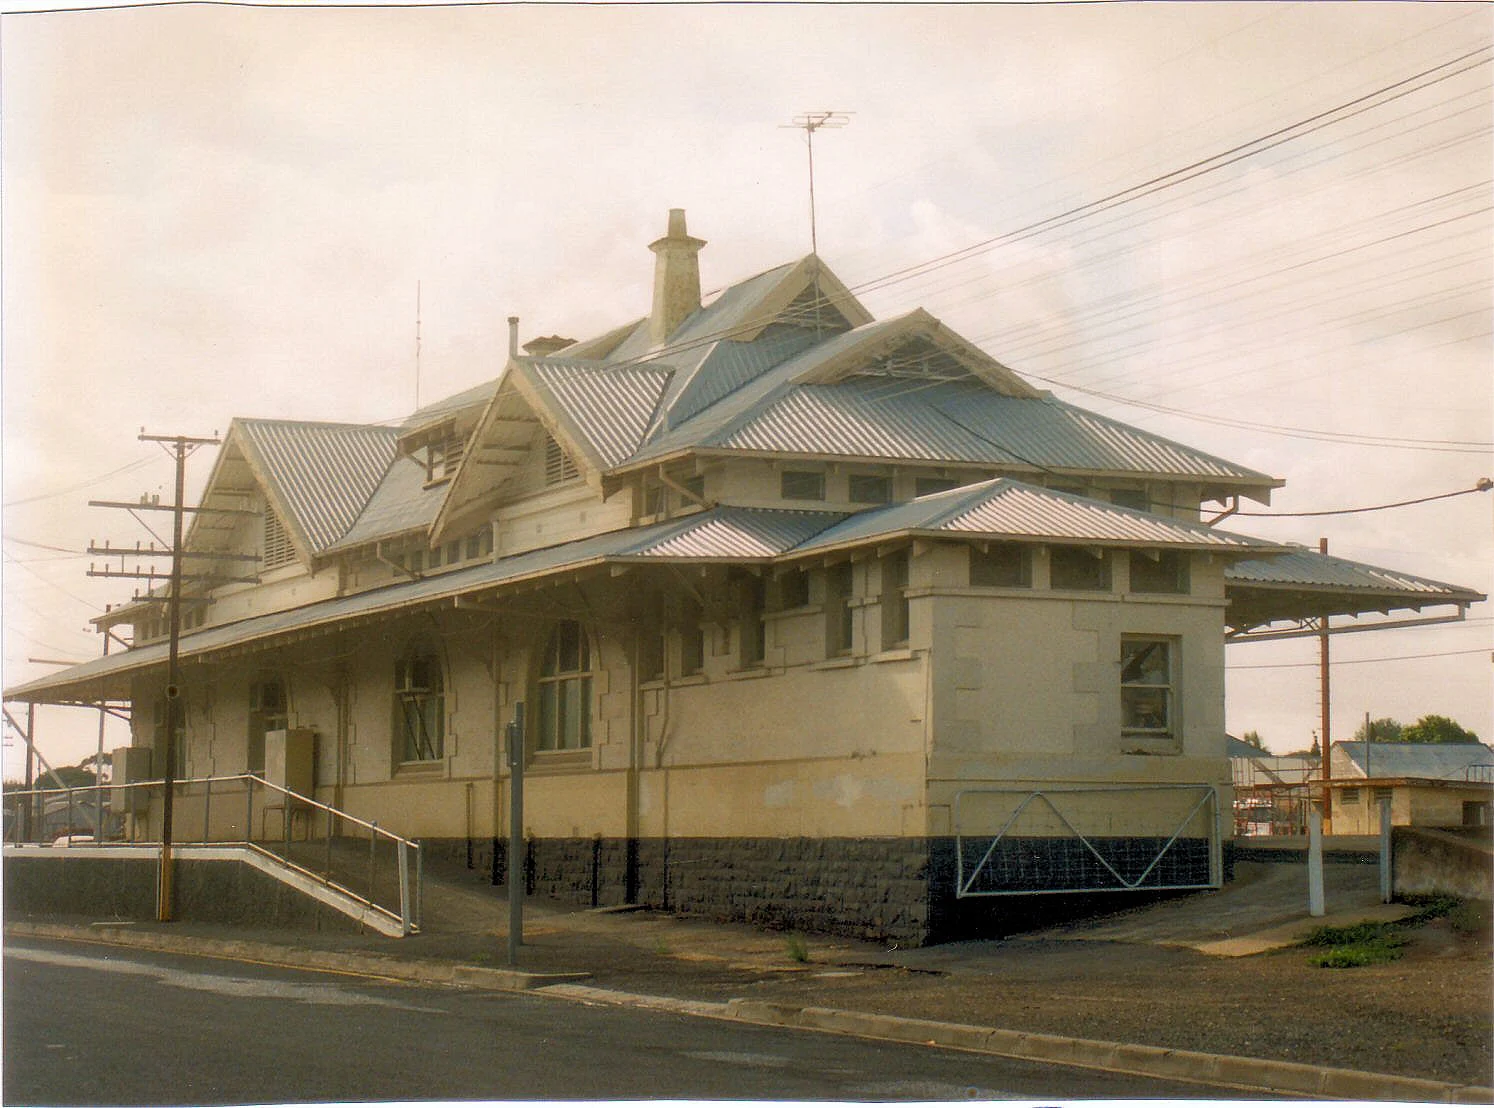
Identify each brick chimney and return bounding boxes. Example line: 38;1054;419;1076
648;209;705;345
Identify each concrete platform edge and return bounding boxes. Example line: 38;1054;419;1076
8;921;1490;1103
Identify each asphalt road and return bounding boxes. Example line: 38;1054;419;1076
4;937;1257;1104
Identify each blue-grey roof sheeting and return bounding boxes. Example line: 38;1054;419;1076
617;506;843;560
715;380;1274;484
1224;549;1484;599
660;325;824;432
324;455;445;552
399;379;501;432
1335;741;1493;780
527;359;672;467
239;420;398;552
793;478;1282;553
629;315;921;464
4;508;831;701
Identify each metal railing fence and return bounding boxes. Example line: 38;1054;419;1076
2;775;421;935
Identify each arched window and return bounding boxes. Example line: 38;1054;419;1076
537;620;592;751
395;650;444;763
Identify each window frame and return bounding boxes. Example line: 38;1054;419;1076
780;470;826;501
394;650;445;764
1129;549;1190;595
1051;546;1112;592
1120;636;1175;741
247;677;288;775
969;543;1032;588
536;620;593;752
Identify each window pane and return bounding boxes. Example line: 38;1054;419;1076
914;477;958;497
1130;551;1188;594
538;682;558;750
562;678;582;749
1051;547;1110;591
970;544;1030;588
1121;640;1169;685
781;470;825;501
558;621;581;673
1121;687;1169;731
848;474;891;504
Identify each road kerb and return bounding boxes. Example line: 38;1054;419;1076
720;996;1494;1103
11;921;1492;1103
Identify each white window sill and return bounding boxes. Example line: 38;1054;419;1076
809;655;858;671
872;646;914;663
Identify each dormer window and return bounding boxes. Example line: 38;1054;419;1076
424;434;465;487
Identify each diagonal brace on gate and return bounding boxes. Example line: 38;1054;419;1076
954;785;1220;898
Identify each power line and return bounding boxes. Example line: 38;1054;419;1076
1;455;157;509
1229;647;1491;670
1235;480;1493;518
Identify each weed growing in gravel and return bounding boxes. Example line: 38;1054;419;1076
784;934;810;963
1303;924;1407;968
1398;893;1461;925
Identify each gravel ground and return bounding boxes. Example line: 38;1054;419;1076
609;916;1492;1088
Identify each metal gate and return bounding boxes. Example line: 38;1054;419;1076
952;784;1222;897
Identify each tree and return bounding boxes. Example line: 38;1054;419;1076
1399;714;1481;745
1353;717;1403;743
1240;730;1267;750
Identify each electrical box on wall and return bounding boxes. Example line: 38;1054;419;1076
265;729;315;797
109;746;152;813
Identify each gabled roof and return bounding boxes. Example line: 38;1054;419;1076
1332;741;1493;781
790;478;1289;557
236;420;398;553
522;358;672;468
185;418;398;563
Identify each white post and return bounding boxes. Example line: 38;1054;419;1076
1308;808;1326;917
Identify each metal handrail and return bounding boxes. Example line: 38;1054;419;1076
2;775;422;935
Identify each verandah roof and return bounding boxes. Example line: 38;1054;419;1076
6;481;1479;706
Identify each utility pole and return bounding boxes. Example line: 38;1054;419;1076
783;111;851;257
87;431;257;921
1317;537;1332;834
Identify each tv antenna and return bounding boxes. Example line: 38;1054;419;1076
783;111;851;256
414;280;423;411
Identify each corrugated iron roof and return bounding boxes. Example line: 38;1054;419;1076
793;478;1284;553
238;420;398;552
324;455;444;553
714;380;1274;484
526;359;672;467
656;324;823;433
617;506;843;560
399;378;500;432
1334;741;1493;780
3;508;832;702
1224;549;1484;599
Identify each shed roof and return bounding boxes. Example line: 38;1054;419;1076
1331;741;1493;781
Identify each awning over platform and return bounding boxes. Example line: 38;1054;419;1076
6;506;1482;706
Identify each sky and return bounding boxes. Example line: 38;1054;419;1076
2;0;1491;776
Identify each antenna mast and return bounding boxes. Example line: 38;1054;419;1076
783;111;850;256
414;281;423;411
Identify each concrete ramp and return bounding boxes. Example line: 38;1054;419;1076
3;843;408;937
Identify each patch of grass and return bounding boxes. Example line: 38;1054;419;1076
1447;899;1492;936
1301;920;1408;968
652;937;672;956
1306;937;1405;968
1398;893;1461;926
784;934;810;963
